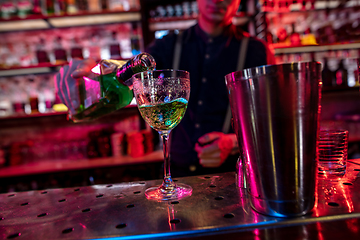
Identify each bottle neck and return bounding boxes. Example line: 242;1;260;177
115;53;156;87
116;61;135;87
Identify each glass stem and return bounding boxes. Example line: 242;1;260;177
161;131;175;192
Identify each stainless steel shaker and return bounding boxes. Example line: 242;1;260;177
225;62;322;217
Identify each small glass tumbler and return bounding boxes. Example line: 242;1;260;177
318;129;349;176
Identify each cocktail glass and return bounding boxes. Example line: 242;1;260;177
132;69;192;201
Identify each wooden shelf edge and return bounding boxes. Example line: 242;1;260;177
149;19;197;31
0;111;68;121
0;10;141;32
322;86;360;93
0;9;140;22
0;150;163;178
0;104;138;122
48;12;141;27
273;42;360;54
0;64;63;77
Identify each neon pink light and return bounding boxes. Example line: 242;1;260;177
83;76;93;82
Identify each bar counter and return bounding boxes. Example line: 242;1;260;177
2;160;360;239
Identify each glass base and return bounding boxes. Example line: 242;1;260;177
145;183;192;201
318;163;346;177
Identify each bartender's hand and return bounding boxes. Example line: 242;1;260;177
54;58;97;113
195;132;239;168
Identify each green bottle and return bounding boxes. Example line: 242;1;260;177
70;53;156;122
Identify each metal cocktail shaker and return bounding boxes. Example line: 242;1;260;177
225;62;322;217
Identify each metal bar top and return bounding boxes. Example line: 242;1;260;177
2;160;360;240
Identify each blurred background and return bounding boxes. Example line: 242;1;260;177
1;0;360;193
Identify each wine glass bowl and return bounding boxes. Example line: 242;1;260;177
132;69;192;200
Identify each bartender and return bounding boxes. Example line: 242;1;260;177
144;0;275;177
56;0;275;177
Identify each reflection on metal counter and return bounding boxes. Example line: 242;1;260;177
225;62;322;218
2;160;360;239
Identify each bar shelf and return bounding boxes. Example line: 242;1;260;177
0;103;137;122
0;63;65;77
273;42;360;55
0;111;67;121
0;9;141;22
0;57;129;77
0;9;141;32
148;12;253;31
260;0;356;13
148;16;197;31
0;150;163;178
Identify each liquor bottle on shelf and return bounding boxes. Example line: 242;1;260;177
66;0;78;14
65;52;156;122
5;43;21;67
9;78;27;115
289;23;301;46
0;0;16;19
88;0;101;12
333;10;350;43
17;0;33;18
350;14;360;42
109;31;122;59
76;0;88;12
130;24;141;56
335;59;348;87
182;1;191;18
20;43;36;67
87;33;102;61
44;0;55;15
35;38;50;64
53;36;68;64
87;130;100;159
278;0;288;11
54;0;67;15
191;1;198;17
100;0;108;10
32;0;42;15
129;0;139;10
27;77;39;114
165;5;174;18
265;30;274;44
355;67;360;87
69;37;84;60
108;0;124;11
313;11;335;44
174;4;182;17
322;57;335;87
155;5;166;18
41;87;55;113
276;27;289;45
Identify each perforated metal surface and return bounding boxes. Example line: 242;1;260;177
1;160;360;239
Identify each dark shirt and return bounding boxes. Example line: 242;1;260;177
146;23;275;177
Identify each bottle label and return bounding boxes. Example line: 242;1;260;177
117;61;135;85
